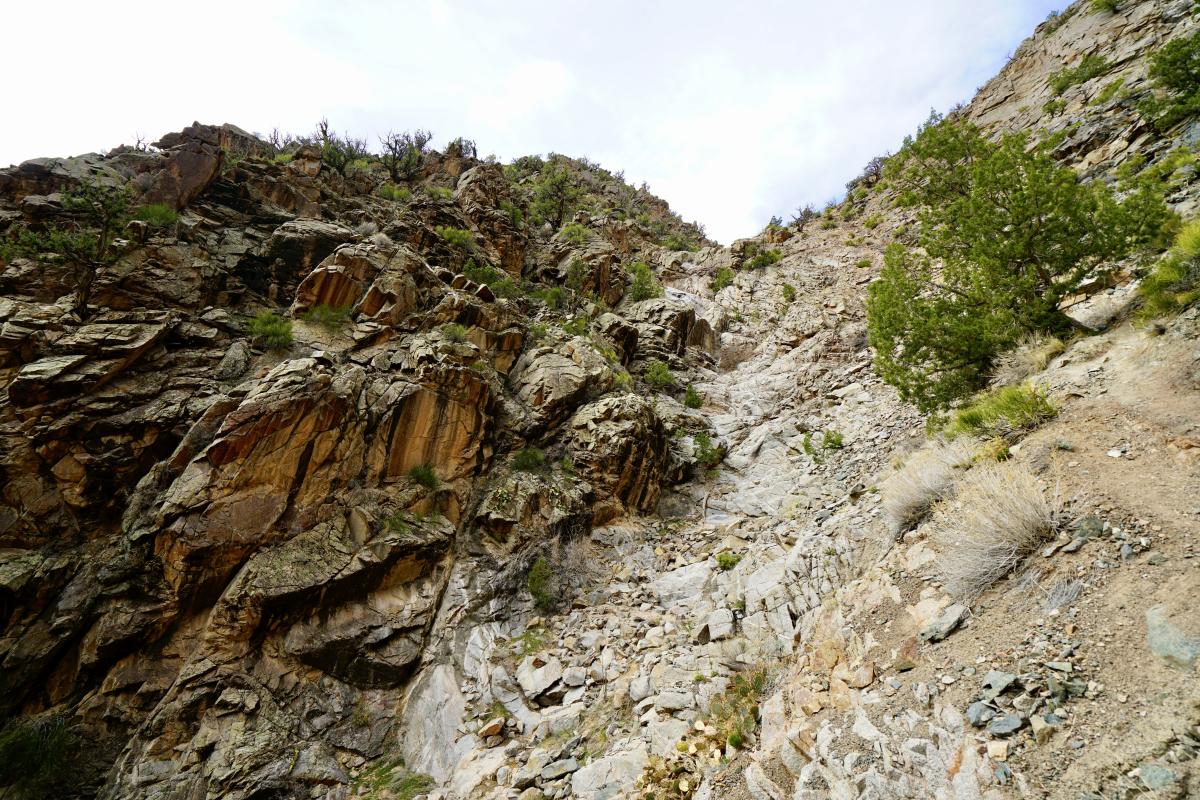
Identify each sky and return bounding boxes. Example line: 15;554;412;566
3;0;1064;243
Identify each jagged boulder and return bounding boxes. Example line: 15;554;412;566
509;336;614;431
567;394;679;522
473;469;592;557
623;297;697;360
455;164;527;277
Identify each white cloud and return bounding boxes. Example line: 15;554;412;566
3;0;1065;242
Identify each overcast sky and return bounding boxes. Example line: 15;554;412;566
5;0;1063;242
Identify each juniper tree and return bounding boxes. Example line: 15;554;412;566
867;113;1172;411
379;129;433;182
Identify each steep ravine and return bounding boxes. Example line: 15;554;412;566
1;1;1199;799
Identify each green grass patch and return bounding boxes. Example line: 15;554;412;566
408;463;439;489
643;359;676;390
247;310;293;350
134;203;178;228
715;551;742;571
440;322;469;342
941;384;1058;439
1138;218;1200;318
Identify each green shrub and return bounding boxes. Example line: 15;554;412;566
684;385;703;409
710;267;735;292
377;184;412;202
500;199;524;228
562;316;589;337
1049;53;1111;95
1094;77;1126;105
440;322;468;342
559;222;590;245
628;261;663;301
802;433;822;464
855;257;872;269
134;203;178;228
694;431;721;468
526;323;548;344
426;186;453;201
820;218;838;230
781;283;796;302
512;447;546;471
435;225;474;248
530;286;566;309
869;112;1171;411
715;551;742;571
379;129;432;183
660;231;699;251
823;430;844;450
248;310;293;350
745;247;782;270
940;384;1058;439
1042;98;1067;115
643;359;676;390
0;716;81;799
531;160;584;229
303;303;353;331
1089;0;1119;12
863;214;882;230
408;463;439;489
1140;30;1200;131
526;556;558;611
1138;218;1200;317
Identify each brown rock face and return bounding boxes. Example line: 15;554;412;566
455;164;528;277
568;394;679;523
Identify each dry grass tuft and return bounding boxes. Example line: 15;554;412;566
931;462;1059;601
990;334;1065;387
882;438;977;537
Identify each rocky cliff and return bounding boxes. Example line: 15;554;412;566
2;1;1199;799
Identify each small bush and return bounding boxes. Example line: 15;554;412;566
248;310;293;351
693;431;721;468
990;334;1065;386
408;463;439;489
1138;217;1200;317
562;316;589;337
559;222;590;245
781;283;796;302
745;247;782;270
530;286;566;309
822;430;844;450
628;261;663;301
463;258;502;285
1089;0;1119;12
0;715;81;799
440;322;469;342
683;385;703;409
820;218;838;230
1049;53;1111;95
527;556;558;611
710;267;735;292
303;303;353;331
1140;30;1200;131
377;184;412;202
1094;77;1126;105
854;257;872;269
942;384;1057;439
134;203;178;228
715;551;742;571
435;225;474;248
660;231;699;251
643;359;676;390
512;447;546;471
426;186;453;201
882;438;977;535
931;462;1058;600
1042;98;1067;115
863;214;882;230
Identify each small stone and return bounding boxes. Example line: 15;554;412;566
1120;544;1136;560
987;715;1024;737
478;718;505;737
919;604;969;642
1030;714;1059;745
980;670;1017;700
966;701;995;727
986;741;1009;761
1044;661;1073;673
940;674;956;685
541;758;580;780
1137;764;1177;791
1146;606;1200;669
1147;551;1167;565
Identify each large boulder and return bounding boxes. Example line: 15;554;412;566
509;336;614;431
567;394;680;522
623;298;697;360
455;164;527;277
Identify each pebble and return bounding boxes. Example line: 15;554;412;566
987;715;1024;736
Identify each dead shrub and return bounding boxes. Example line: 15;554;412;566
990;334;1065;386
882;438;977;536
931;462;1059;600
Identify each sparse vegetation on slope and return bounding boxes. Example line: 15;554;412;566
932;462;1058;600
